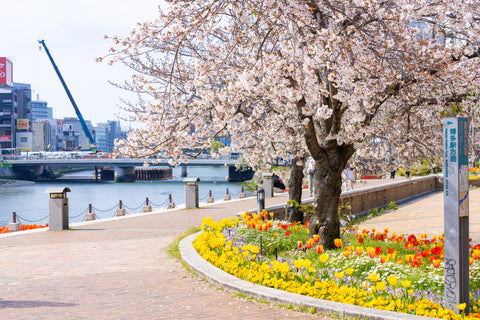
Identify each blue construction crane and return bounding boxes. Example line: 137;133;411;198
38;40;96;149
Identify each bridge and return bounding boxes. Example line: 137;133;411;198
3;157;253;182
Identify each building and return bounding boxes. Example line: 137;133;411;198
32;96;53;120
0;87;16;150
62;122;78;151
62;117;94;148
94;123;109;152
107;120;121;152
14;83;33;151
31;96;59;151
32;121;52;151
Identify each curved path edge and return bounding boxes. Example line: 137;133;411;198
180;231;438;320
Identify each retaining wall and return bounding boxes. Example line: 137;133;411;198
260;175;442;221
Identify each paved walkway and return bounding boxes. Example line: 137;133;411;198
358;187;480;244
0;177;470;319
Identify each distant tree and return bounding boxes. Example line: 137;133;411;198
102;0;480;248
210;141;225;153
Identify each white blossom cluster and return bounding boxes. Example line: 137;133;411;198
102;0;480;170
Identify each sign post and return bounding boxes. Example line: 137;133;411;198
443;117;469;314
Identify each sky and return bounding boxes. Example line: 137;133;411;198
0;0;163;128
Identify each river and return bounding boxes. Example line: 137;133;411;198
0;166;251;227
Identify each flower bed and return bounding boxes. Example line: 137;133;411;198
360;174;383;179
193;212;480;319
0;224;48;234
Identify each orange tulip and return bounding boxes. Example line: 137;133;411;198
431;258;441;268
334;238;342;248
316;245;324;254
306;239;314;250
473;249;480;260
343;250;351;258
313;234;320;243
356;246;364;256
406;254;415;264
298;241;303;248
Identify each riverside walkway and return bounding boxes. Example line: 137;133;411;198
0;177;473;319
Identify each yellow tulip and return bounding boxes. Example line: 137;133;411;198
377;281;386;291
368;272;379;282
319;253;329;263
345;268;354;275
387;275;397;286
401;279;411;288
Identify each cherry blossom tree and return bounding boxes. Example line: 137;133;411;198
101;0;480;248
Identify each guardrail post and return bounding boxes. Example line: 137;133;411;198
143;197;152;213
224;187;231;201
8;212;21;232
239;186;246;199
116;200;126;217
207;190;214;203
85;204;96;221
167;194;176;209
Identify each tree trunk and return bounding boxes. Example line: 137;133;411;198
286;157;304;223
308;144;355;249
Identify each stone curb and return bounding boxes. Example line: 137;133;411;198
180;231;438;320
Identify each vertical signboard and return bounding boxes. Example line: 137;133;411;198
443;117;469;314
0;57;13;86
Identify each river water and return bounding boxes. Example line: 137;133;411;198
0;166;251;227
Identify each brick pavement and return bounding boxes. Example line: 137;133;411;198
0;177;454;320
0;189;330;320
358;186;480;244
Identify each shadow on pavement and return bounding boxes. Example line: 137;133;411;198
0;300;77;308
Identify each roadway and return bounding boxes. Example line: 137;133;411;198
5;157;239;169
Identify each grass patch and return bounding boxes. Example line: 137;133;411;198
168;226;202;259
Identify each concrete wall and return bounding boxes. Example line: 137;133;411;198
0;167;14;178
259;175;441;222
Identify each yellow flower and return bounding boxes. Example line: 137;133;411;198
376;281;386;291
387;275;397;286
335;271;345;280
457;303;467;311
401;280;411;288
319;253;329;263
294;259;304;269
368;272;379;282
345;268;354;275
407;289;414;295
303;259;312;268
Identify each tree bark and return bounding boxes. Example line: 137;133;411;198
308;143;355;249
286;157;304;223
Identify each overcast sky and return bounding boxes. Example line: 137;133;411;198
1;0;162;128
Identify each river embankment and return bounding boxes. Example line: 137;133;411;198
0;179;35;187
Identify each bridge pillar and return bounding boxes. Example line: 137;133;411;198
114;167;136;183
181;165;187;177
